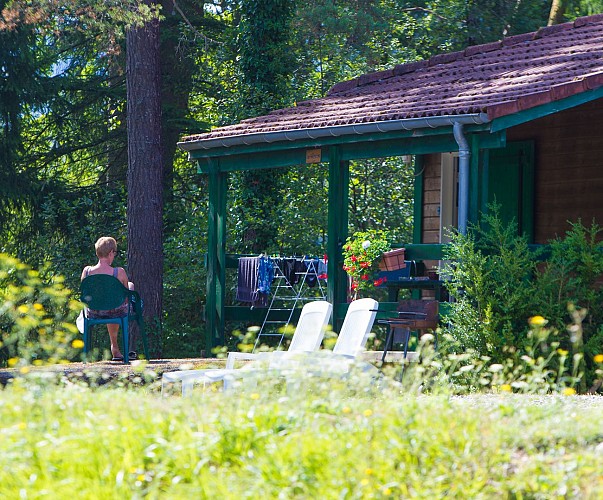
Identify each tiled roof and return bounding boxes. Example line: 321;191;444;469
182;14;603;145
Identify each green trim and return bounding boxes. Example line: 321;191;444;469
327;147;349;330
413;155;424;244
404;244;446;260
490;87;603;133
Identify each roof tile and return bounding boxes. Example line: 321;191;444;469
182;15;603;144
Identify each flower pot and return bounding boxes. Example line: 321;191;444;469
379;248;406;271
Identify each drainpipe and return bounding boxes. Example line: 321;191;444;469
453;121;470;235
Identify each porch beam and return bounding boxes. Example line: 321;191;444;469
195;130;506;173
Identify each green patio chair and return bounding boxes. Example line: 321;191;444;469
80;274;150;364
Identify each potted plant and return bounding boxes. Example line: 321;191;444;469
342;230;391;299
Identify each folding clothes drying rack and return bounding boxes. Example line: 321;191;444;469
254;258;327;351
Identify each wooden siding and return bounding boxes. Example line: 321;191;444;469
507;99;603;243
422;153;442;244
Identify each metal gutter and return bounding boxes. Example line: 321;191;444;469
178;113;490;152
453;122;471;235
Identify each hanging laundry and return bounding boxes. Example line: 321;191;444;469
236;257;270;307
257;256;274;295
277;258;297;285
304;258;320;287
292;258;307;285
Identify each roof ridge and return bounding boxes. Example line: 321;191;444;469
327;14;603;96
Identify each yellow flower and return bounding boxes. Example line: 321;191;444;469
19;366;30;374
71;339;85;349
562;387;577;396
365;468;373;476
383;487;392;495
360;478;369;486
250;393;260;400
137;474;146;482
33;303;44;311
17;304;29;314
342;406;352;414
7;357;19;367
557;348;569;356
528;315;547;327
363;409;373;417
17;422;27;430
594;354;603;364
500;384;512;392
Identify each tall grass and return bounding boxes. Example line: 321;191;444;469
2;371;603;498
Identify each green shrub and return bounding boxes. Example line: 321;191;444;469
443;207;540;358
534;220;603;386
442;209;603;390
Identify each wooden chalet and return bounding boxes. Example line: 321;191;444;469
179;14;603;350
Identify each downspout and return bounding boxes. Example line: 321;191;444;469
453;122;470;235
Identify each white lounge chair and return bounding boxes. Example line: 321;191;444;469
161;300;333;396
257;297;379;378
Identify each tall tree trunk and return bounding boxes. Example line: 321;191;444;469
548;0;566;26
126;16;164;358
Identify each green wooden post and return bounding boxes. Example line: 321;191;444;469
413;155;424;244
411;155;425;300
469;135;481;225
327;146;349;328
206;159;227;355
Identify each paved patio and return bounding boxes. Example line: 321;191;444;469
0;351;413;387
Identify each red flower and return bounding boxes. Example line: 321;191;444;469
351;282;358;290
361;274;369;281
351;255;357;262
360;261;370;268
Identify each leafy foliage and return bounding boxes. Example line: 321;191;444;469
0;254;81;367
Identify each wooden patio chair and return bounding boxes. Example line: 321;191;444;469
378;299;439;361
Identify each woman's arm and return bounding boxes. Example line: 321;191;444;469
117;267;130;288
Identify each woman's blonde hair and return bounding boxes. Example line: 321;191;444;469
95;237;117;258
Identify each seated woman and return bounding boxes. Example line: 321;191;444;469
81;236;134;361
